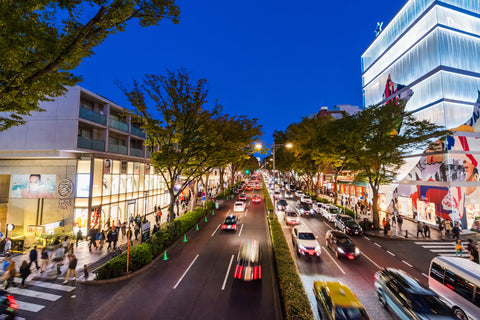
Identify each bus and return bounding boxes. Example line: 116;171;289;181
428;256;480;320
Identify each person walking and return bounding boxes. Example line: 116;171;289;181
4;260;16;289
4;238;11;254
62;236;70;255
439;220;445;240
417;222;425;238
423;223;430;238
19;260;31;288
111;227;118;250
53;236;61;246
445;220;452;239
397;215;403;231
106;228;113;251
134;224;140;240
467;239;475;260
40;247;49;273
88;228;97;252
76;229;83;247
29;245;39;271
121;222;126;239
63;254;77;284
452;222;461;241
455;239;464;257
98;230;105;251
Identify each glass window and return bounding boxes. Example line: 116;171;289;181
92;159;103;197
76;174;90;198
444;270;475;302
430;262;445;283
77;160;91;174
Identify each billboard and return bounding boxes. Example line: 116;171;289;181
10;174;56;198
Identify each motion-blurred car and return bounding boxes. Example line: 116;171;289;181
234;201;246;212
289;184;296;192
239;193;247;201
313;281;370;320
291;225;321;257
284;191;294;199
374;268;454;320
321;204;341;222
252;195;261;204
284;210;300;226
295;201;315;216
274;191;282;200
234;240;261;281
0;289;18;320
312;202;326;214
246;185;253;191
221;215;239;231
334;214;361;235
276;199;288;211
300;195;312;204
325;230;360;260
295;190;304;198
254;184;262;190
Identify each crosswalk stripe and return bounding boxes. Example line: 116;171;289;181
439;253;469;257
430;249;468;253
414;241;468;245
15;299;45;312
14;278;76;292
422;245;463;248
7;287;62;301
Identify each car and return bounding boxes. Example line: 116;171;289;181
284;191;294;199
221;215;239;231
232;187;240;194
295;201;315;216
313;281;370;320
295;190;304;198
276;199;288;211
291;225;321;257
0;289;18;320
334;214;355;232
245;185;253;191
325;230;360;260
274;191;282;200
312;202;326;214
234;201;246;212
343;220;363;235
239;193;247;201
254;184;262;190
252;195;261;204
233;239;261;281
289;184;296;192
321;204;341;222
300;195;312;204
284;210;300;226
374;268;454;320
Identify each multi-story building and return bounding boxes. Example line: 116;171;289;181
0;86;170;244
361;0;480;229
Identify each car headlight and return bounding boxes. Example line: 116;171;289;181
355;248;360;254
337;248;344;254
314;245;321;251
298;244;307;251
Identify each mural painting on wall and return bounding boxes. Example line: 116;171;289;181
383;74;414;134
391;90;480;230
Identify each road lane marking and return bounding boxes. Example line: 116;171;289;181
402;260;413;268
323;247;346;275
422;245;458;248
15;300;45;312
322;221;334;230
245;209;248;216
238;224;244;237
222;255;235;290
360;251;382;270
227;209;231;215
211;224;221;237
173;254;199;289
374;243;381;247
422;272;428;278
364;236;370;240
387;250;395;256
7;287;61;301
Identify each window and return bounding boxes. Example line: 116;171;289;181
430;262;445;284
80;99;93;110
78;125;92;139
444;270;475;302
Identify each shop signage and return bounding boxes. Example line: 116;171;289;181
141;221;150;242
28;225;45;233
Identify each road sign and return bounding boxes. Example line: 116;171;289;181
201;196;206;201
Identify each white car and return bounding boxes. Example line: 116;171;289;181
291;225;321;257
312;202;326;214
300;195;312;204
284;210;300;226
284;191;294;199
295;190;304;198
321;204;341;222
234;201;246;212
274;191;282;199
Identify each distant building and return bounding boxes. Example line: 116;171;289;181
315;104;360;120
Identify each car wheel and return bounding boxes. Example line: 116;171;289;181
453;308;468;320
378;291;387;308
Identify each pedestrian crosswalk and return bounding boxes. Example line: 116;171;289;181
415;241;470;257
4;277;76;316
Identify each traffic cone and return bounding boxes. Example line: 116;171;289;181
212;210;215;216
184;234;187;242
163;250;168;261
196;224;199;230
205;216;208;222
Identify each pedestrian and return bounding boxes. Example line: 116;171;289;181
439;220;445;240
63;254;77;284
121;222;126;239
88;228;97;252
423;223;430;238
106;228;113;250
384;221;391;236
63;236;70;255
40;247;49;273
111;227;118;250
29;245;39;271
455;239;463;257
4;238;11;254
127;227;133;246
76;229;83;247
53;236;61;246
4;260;16;289
445;220;452;239
452;222;461;241
152;224;158;235
134;224;140;240
382;218;387;229
417;222;425;238
52;245;65;273
2;256;11;275
397;215;403;231
19;260;31;288
98;230;105;250
467;239;475;260
473;243;479;264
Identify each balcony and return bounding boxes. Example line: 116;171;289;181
77;136;105;152
131;126;146;138
130;148;145;157
146;150;152;158
79;107;107;125
109;118;129;133
108;143;128;155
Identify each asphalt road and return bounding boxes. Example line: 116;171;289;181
31;192;281;320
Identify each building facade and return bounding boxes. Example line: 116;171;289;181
361;0;480;229
0;86;171;244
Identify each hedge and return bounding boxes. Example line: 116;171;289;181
264;185;314;320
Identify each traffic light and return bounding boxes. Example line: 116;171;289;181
245;170;250;174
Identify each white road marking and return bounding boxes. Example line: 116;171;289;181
323;247;346;275
430;249;468;253
245;209;248;216
363;236;370;240
227;209;231;215
414;241;467;245
239;224;244;237
421;272;428;278
422;245;459;248
173;254;199;289
387;250;395;256
14;279;76;292
211;224;221;237
374;243;381;247
222;255;235;290
15;300;45;312
7;287;61;301
402;260;413;268
322;221;334;230
360;251;382;269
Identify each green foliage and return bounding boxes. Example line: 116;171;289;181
0;1;180;131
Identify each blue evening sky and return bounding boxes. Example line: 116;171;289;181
75;0;406;146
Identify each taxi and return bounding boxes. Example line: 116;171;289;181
251;195;261;203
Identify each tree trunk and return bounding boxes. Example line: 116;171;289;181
228;164;236;187
189;180;198;212
168;189;176;222
371;187;380;229
219;167;226;193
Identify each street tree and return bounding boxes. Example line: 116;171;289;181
330;100;449;229
0;0;180;131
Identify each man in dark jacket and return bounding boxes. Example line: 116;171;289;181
89;228;98;252
29;245;39;271
111;228;118;250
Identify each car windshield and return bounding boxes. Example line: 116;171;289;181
345;221;358;227
299;232;315;240
224;218;236;225
301;204;310;209
235;203;243;207
334;306;369;320
303;196;311;199
287;212;297;217
410;294;452;315
329;208;339;214
337;237;354;246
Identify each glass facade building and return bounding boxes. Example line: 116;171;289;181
361;0;480;230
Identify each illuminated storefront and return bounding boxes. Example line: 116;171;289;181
362;0;480;230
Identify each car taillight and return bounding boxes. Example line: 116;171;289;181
222;225;227;229
259;265;262;279
232;224;237;229
254;266;258;280
7;295;18;310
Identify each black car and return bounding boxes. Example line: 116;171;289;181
276;199;288;211
325;230;360;260
295;202;314;216
374;268;454;319
334;214;363;235
0;289;18;320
